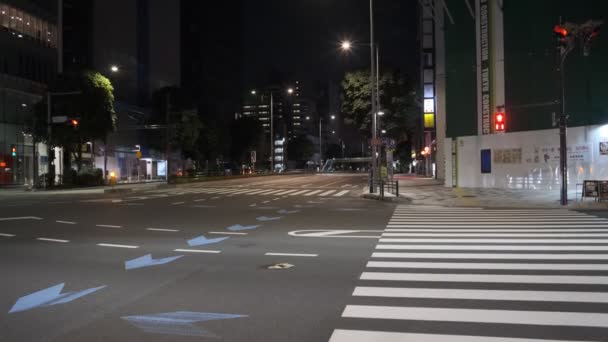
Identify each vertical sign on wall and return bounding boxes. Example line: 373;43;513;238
479;0;491;134
451;139;458;188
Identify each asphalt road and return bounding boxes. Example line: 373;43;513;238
3;174;608;341
0;173;395;342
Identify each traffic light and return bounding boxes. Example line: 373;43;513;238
494;111;506;132
554;24;568;37
69;118;79;127
10;144;17;157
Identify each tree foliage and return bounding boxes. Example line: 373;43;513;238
171;109;201;160
340;68;418;142
287;135;314;162
31;70;116;172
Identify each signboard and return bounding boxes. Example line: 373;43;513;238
136;151;142;159
526;144;592;164
584;180;599;198
600;142;608;155
493;148;522;164
51;116;68;123
479;0;491;135
250;151;256;163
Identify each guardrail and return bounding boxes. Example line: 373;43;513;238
371;179;400;199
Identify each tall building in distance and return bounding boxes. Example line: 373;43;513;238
0;0;59;185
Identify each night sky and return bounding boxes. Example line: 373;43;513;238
241;0;419;91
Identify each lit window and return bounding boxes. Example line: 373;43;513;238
424;98;434;113
424;113;435;129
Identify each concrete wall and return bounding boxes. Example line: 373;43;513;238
446;124;608;190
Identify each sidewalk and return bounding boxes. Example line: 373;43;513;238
366;175;608;209
0;181;166;196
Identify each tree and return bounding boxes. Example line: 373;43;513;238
340;68;418;143
171;109;201;160
230;117;264;165
31;71;116;175
287;135;314;163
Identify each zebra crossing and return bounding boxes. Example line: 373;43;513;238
139;187;352;199
329;205;608;342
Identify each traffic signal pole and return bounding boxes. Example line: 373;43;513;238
558;56;568;206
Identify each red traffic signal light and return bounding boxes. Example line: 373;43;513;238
10;145;17;157
554;25;569;37
70;119;79;127
495;111;506;132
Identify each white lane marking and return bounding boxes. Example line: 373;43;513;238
359;272;608;285
385;228;608;232
0;216;42;221
171;202;185;205
37;237;70;243
96;224;122;229
265;252;318;257
194;199;207;202
303;190;323;196
376;244;608;251
328;329;579;342
273;189;299;195
379;238;608;243
382;233;608;237
272;197;281;201
97;243;139;249
353;286;608;303
208;231;248;235
299;183;313;187
146;228;180;232
288;190;311;196
249;204;257;207
0;233;16;237
341;305;608;328
56;220;76;225
262;200;271;203
391;214;590;218
372;252;608;260
211;196;220;199
366;261;608;270
288;230;382;239
387;224;608;228
174;248;221;254
245;189;271;195
319;190;337;196
49;201;71;204
333;190;350;197
301;230;360;237
389;217;604;221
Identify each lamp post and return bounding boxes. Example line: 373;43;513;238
307;114;335;170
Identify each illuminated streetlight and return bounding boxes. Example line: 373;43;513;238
381;129;386;134
250;90;257;95
330;115;336;120
377;111;385;116
287;88;294;95
340;40;352;51
110;65;119;73
305;116;310;120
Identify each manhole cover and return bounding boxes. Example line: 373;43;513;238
266;263;294;270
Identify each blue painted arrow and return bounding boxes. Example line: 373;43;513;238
277;209;300;214
125;254;183;270
227;224;260;231
9;283;106;314
122;311;247;337
256;216;283;222
187;235;229;247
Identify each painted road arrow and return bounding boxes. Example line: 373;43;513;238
187;235;229;247
125;254;183;270
227;224;260;231
9;283;106;314
122;311;247;337
277;209;300;214
256;216;283;222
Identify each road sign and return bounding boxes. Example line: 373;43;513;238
136;151;142;159
51;116;68;123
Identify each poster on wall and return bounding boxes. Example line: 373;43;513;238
493;148;522;164
600;142;608;155
526;144;592;164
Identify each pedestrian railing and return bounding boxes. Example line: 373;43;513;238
371;179;400;199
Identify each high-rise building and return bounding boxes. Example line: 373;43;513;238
0;0;59;185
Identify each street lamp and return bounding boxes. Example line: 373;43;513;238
340;40;352;51
110;65;119;73
330;115;336;120
287;88;294;95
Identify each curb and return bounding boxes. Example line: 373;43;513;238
361;193;412;203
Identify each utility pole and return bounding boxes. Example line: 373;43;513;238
319;117;323;169
270;92;274;173
369;0;377;193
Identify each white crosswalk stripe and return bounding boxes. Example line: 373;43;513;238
329;205;608;342
139;186;351;200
